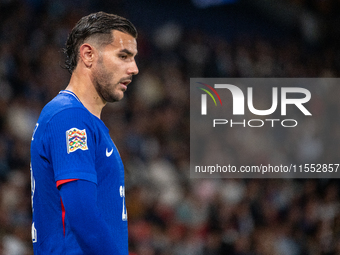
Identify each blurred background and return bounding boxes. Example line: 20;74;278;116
1;0;340;254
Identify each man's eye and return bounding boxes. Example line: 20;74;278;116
120;55;127;60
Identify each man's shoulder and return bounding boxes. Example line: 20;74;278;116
39;92;88;123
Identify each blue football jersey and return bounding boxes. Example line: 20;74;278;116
30;90;128;254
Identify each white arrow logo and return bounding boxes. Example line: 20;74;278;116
106;148;113;157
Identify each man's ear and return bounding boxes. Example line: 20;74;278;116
79;43;95;68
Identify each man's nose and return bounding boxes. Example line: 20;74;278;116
128;60;139;75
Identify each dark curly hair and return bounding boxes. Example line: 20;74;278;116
63;11;137;74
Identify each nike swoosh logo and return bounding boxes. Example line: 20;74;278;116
106;148;113;157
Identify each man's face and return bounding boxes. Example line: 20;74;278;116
91;30;138;102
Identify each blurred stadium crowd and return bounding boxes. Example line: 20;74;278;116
1;0;340;254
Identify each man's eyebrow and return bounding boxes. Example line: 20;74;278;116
120;49;138;56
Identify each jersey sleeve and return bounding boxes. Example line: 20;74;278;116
44;107;98;185
59;180;119;254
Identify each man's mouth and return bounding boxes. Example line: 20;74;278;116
119;81;130;91
119;78;132;90
120;81;131;86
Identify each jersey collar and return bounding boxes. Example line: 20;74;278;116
59;90;81;103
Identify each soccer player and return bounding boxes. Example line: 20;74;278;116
30;12;138;254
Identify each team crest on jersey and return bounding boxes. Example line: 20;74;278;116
66;128;88;154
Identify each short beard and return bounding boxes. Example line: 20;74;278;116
91;56;123;103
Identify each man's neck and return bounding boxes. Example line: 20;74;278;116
65;71;106;119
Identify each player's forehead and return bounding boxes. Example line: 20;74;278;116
109;30;138;55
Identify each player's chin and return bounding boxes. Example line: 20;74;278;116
107;91;124;102
117;90;126;100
